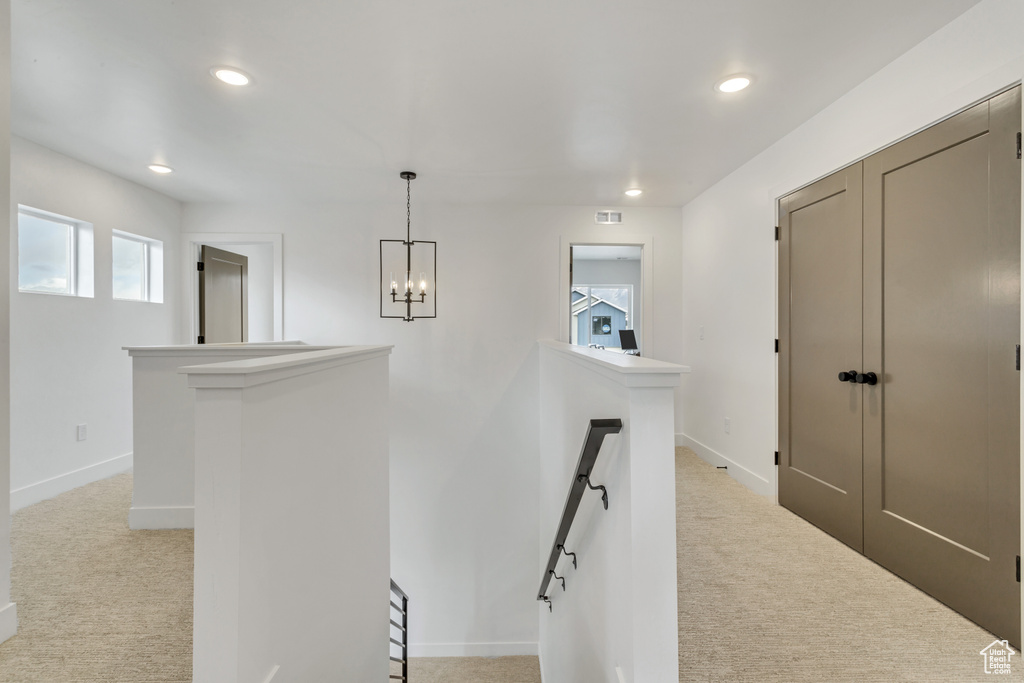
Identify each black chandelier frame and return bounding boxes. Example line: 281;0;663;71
380;171;436;322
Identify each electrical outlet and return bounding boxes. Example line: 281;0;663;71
724;417;731;434
76;424;87;441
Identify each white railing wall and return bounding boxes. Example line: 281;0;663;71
123;342;337;529
181;346;392;683
538;340;686;683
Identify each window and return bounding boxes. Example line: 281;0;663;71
592;316;612;336
571;285;633;348
112;230;163;303
18;206;94;297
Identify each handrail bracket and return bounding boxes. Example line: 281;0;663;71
578;472;609;510
536;418;622;611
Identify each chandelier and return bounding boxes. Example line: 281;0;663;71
380;171;436;321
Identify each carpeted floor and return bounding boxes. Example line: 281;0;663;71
401;656;541;682
675;446;1020;682
0;474;193;682
0;453;1018;681
0;473;541;682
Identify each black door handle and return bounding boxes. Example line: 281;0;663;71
838;370;858;383
856;372;878;386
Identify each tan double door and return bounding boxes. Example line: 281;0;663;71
779;86;1021;644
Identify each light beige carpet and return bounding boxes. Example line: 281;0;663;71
1;455;1014;681
402;656;541;682
0;474;541;682
676;446;1021;682
0;473;193;682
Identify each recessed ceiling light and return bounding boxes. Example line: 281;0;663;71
715;74;752;93
625;188;643;197
148;164;173;174
210;66;251;86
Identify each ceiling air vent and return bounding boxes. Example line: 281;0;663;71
595;211;622;225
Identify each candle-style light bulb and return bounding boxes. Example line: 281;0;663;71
419;272;427;294
406;272;413;295
390;272;397;295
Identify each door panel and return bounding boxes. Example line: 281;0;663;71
880;133;991;554
863;86;1020;644
199;245;248;344
779;163;864;552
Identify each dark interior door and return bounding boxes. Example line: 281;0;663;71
862;86;1021;646
779;163;865;552
199;245;248;344
780;85;1021;646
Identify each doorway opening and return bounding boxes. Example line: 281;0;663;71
570;245;642;355
181;232;283;344
197;244;248;344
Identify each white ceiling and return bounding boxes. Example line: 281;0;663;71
11;0;982;207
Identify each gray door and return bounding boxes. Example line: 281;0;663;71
778;163;865;552
863;86;1020;645
199;245;248;344
780;85;1021;645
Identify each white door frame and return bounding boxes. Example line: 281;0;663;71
559;233;654;358
180;232;283;343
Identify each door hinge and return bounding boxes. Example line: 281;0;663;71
774;451;779;466
1016;344;1020;371
1017;555;1020;583
197;336;205;344
197;261;205;271
775;225;780;241
775;339;779;353
1017;132;1021;160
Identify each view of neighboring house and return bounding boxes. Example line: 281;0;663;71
571;286;631;349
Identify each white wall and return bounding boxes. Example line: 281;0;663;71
538;343;681;683
0;0;15;644
181;201;683;655
677;0;1024;497
10;137;182;509
572;258;643;350
187;348;391;683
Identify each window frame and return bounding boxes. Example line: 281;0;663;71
17;205;94;298
571;283;634;348
112;231;149;302
112;229;163;304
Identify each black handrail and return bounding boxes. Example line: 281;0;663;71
390;579;409;681
537;418;622;608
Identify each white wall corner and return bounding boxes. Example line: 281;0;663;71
676;434;774;498
10;453;132;513
0;602;17;644
408;642;539;658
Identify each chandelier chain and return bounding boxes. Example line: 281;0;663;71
406;176;412;244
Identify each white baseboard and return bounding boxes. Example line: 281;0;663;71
0;602;17;644
675;434;774;498
409;642;539;658
129;506;194;530
11;453;133;513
